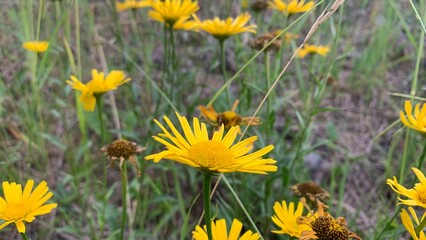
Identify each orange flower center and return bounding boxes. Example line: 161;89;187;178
3;202;29;220
188;141;235;169
312;216;349;240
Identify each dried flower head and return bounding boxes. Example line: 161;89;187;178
291;181;330;203
198;100;261;130
298;198;361;240
101;139;145;176
251;0;268;12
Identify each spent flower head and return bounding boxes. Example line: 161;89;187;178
298;198;361;240
400;207;426;240
101;139;145;176
198;100;261;130
297;44;330;58
268;0;314;15
400;100;426;136
387;167;426;209
22;41;49;53
115;0;150;12
193;12;256;41
0;180;57;233
271;200;312;237
192;218;260;240
145;112;276;174
148;0;199;30
291;181;330;203
66;69;130;111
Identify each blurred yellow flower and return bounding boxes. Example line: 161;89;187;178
22;41;49;53
0;180;57;233
115;0;150;12
193;12;256;41
400;101;426;135
401;207;426;240
198;100;261;130
268;0;314;15
192;218;260;240
297;44;330;58
387;167;426;209
298;199;361;240
148;0;199;30
145;112;277;174
271;200;311;237
66;69;131;111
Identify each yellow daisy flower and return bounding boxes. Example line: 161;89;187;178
271;200;311;237
401;207;426;240
268;0;314;15
298;199;361;240
297;44;330;58
148;0;199;30
66;69;131;112
192;218;260;240
115;0;150;12
0;180;57;233
22;41;49;53
400;101;426;135
198;100;261;130
387;167;426;208
145;112;277;174
193;12;257;41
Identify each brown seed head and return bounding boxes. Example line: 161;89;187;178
291;181;330;202
102;139;139;160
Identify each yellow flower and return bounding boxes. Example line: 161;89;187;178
297;44;330;58
0;180;57;233
298;198;361;240
115;0;150;12
193;12;256;41
145;112;277;174
198;100;261;130
271;200;311;237
192;218;260;240
387;167;426;208
268;0;314;15
400;101;426;135
148;0;199;30
22;41;49;53
401;207;426;240
66;69;131;111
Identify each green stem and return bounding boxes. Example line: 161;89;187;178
20;233;29;240
219;40;230;105
203;173;213;240
415;213;426;237
161;24;169;87
169;27;176;100
96;95;106;143
120;162;128;240
417;140;426;170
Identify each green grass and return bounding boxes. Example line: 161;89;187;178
1;0;426;239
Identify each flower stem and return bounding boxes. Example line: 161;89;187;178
96;95;106;144
203;173;213;240
20;233;29;240
219;40;230;105
169;27;176;100
416;140;426;169
120;161;128;240
416;213;426;237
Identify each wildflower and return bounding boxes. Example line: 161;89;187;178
198;100;261;130
298;198;361;240
66;69;131;111
250;30;298;51
148;0;199;30
400;101;426;136
115;0;150;12
297;44;330;58
241;0;249;9
22;41;49;53
271;200;311;237
145;112;276;174
400;207;426;240
192;218;260;240
290;181;330;203
101;139;145;176
193;13;256;41
268;0;314;15
0;180;57;233
387;167;426;209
